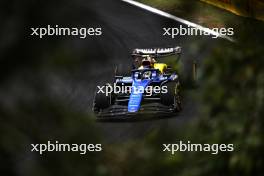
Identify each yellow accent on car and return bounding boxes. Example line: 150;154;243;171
154;63;167;73
138;63;167;73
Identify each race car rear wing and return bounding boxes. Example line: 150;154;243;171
132;47;181;58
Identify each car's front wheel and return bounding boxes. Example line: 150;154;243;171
160;81;182;112
93;85;112;113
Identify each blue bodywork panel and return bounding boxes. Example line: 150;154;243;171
128;79;152;112
115;69;178;113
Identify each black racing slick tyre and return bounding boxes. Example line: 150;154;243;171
161;81;182;112
93;86;112;113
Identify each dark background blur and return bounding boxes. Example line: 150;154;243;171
0;0;264;175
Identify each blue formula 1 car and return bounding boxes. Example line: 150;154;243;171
93;47;182;119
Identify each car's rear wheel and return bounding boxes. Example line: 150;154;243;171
161;81;182;112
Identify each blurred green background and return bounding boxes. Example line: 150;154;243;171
0;0;264;176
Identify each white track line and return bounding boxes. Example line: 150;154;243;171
121;0;234;42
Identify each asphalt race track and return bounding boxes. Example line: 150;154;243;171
0;0;231;143
61;0;231;143
63;0;230;142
